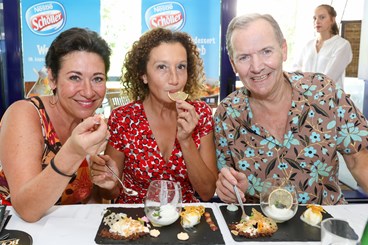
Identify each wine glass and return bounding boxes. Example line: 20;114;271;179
260;177;298;223
144;180;182;227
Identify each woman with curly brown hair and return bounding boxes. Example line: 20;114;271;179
91;27;217;203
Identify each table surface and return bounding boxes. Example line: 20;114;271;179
5;203;368;245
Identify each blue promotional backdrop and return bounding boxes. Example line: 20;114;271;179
21;0;100;82
141;0;221;84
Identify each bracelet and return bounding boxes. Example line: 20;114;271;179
50;157;76;178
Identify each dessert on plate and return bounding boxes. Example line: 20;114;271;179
177;232;189;241
300;204;325;227
99;210;149;240
205;211;218;231
180;205;205;228
227;203;239;212
146;203;180;227
260;184;298;223
230;208;278;238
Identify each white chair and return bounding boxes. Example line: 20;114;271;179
106;92;130;109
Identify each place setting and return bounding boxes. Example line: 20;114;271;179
0;205;33;245
219;177;334;242
94;180;224;244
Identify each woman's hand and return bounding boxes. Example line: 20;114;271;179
176;100;199;142
216;167;248;203
67;115;110;158
89;154;119;190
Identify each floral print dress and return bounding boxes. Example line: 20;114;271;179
214;72;368;205
108;100;214;203
0;96;93;205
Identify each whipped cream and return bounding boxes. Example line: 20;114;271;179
263;205;296;223
300;205;324;226
181;212;200;228
147;203;180;227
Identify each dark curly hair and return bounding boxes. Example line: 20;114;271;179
122;27;206;101
45;27;111;81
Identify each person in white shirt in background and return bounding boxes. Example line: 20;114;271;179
293;4;352;89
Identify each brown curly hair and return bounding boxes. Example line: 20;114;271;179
121;27;206;101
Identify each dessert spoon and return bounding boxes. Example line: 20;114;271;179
105;164;138;196
233;185;249;222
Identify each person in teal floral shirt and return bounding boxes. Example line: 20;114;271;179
215;13;368;205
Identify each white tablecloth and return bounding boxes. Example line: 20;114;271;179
5;203;368;245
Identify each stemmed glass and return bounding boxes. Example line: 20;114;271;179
144;180;182;227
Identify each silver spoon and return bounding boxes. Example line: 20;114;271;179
233;185;250;222
105;164;138;196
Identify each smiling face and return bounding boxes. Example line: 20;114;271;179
49;51;106;119
142;42;188;103
313;6;335;35
229;19;287;99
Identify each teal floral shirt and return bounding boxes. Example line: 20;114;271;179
214;72;368;205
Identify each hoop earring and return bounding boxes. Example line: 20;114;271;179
50;89;58;105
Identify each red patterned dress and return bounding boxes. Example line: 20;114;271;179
108;100;214;203
0;96;93;205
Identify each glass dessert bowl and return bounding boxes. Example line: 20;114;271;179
260;177;298;223
144;180;182;227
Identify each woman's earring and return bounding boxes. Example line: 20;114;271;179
50;88;58;105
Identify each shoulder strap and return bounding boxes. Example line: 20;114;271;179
27;96;47;139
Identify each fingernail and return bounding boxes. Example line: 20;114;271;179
94;114;104;123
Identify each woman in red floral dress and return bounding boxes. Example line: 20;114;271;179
91;28;218;203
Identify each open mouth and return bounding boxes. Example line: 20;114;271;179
78;100;94;105
76;99;96;108
252;74;268;82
